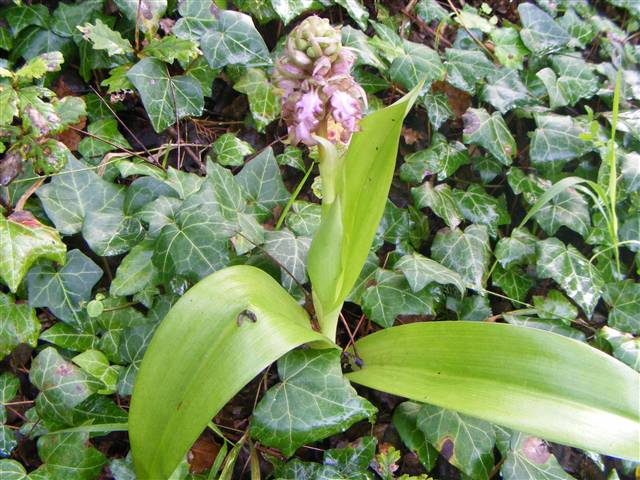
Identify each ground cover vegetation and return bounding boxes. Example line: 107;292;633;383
0;0;639;478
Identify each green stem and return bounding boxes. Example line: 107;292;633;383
274;161;315;230
607;67;623;277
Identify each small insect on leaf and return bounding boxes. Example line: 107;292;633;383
236;309;258;326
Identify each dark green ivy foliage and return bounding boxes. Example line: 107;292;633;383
0;0;638;478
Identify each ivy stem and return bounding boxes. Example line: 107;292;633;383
274;161;315;231
14;177;45;212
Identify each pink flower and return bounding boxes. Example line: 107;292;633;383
330;90;361;133
293;91;324;145
330;49;356;77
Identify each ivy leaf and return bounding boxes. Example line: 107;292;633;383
210;133;255;167
142;35;200;64
621;152;640;194
334;0;369;30
362;269;443;328
15;51;64;81
500;432;573;480
390;40;444;90
233;68;280;132
0;211;67;293
393;402;438;472
113;0;166;32
4;5;50;36
237;147;290;220
490;28;529;70
462;108;516;166
480;67;535;114
235;0;278;24
200;10;270;69
599;327;640;372
395;252;468;294
277;146;306;172
549;55;598;107
269;0;314;25
417;404;495;480
559;9;595;49
285;201;321;237
533;290;577;325
400;133;469;183
422;90;453;131
110;239;160;297
377;201;429;254
263;230;311;292
29;347;102;428
173;0;216;40
251;349;376;457
431;224;491;292
37;157;125;234
0;373;19;422
342;26;385;70
518;3;570;55
51;0;103;38
493;265;534;304
0;293;40;360
72;350;120;393
452;185;510;237
37;432;106;480
40;323;98;352
495;227;537;268
127;57;204;133
77;19;133;56
536;238;603;318
27;250;103;329
602;281;640;334
445;48;495;94
412;182;462;229
0;86;18;127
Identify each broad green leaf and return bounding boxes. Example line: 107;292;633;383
30;347;102;428
603;281;640;334
308;86;421;338
395;252;468;294
431;224;490;292
142;35;200;64
210;133;255;167
37;157;124;235
462;108;516;166
78;19;133;56
173;0;215;40
481;67;535;114
129;265;332;478
40;323;98;352
127;57;204;133
27;250;102;329
200;10;270;68
445;48;495;94
452;185;510;237
263;230;311;291
269;0;314;25
113;0;166;32
500;432;573;480
493;265;534;304
251;349;375;456
390;40;444;90
418;404;495;479
536;238;603;318
38;432;106;480
518;3;570;54
0;293;40;360
237;147;290;219
494;227;537;268
412;182;462;229
233;68;280;132
393;402;438;471
346;322;640;461
530;114;592;173
0;211;66;293
362;269;443;328
400;133;469;183
490;28;529;70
